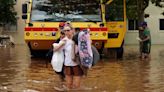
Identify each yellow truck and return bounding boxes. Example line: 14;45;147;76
22;0;126;58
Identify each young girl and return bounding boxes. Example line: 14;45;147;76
54;26;83;91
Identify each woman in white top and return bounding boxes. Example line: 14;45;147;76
54;26;83;90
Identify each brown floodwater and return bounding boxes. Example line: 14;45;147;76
0;45;164;92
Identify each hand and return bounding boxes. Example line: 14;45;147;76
53;48;57;52
140;40;143;42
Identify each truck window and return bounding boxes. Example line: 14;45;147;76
105;0;124;21
31;0;102;22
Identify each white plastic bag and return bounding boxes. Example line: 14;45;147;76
51;43;64;72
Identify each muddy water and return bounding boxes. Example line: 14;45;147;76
0;45;164;92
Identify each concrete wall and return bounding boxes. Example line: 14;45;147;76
144;3;164;44
125;2;164;45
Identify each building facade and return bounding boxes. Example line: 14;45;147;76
125;2;164;45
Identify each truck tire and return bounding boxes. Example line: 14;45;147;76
116;47;124;59
116;40;124;59
28;42;47;57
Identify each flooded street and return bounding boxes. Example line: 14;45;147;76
0;45;164;92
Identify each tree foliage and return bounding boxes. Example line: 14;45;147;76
126;0;163;21
126;0;138;19
0;0;17;26
151;0;164;7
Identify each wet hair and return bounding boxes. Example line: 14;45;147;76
63;26;72;31
75;28;80;32
141;21;147;27
60;31;65;35
72;32;79;45
64;21;73;29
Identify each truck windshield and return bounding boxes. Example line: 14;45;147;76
105;0;124;21
31;0;102;22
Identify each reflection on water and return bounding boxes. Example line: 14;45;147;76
0;45;30;91
0;45;164;92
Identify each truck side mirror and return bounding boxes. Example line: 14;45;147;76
22;15;27;19
22;3;28;20
22;4;27;13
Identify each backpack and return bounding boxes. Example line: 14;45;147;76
72;29;100;68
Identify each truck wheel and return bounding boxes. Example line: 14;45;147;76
116;47;124;59
28;42;36;57
28;42;48;58
116;40;124;59
97;42;105;59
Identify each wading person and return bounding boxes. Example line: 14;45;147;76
138;26;144;58
51;22;66;82
54;31;66;82
54;25;83;91
140;22;151;60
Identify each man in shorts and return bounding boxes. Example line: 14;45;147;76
140;22;151;60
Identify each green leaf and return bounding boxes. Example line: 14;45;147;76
0;0;17;26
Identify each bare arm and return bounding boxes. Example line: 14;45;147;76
142;36;150;42
53;40;66;51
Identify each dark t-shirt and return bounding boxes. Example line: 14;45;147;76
72;32;79;45
143;28;151;44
